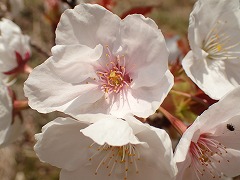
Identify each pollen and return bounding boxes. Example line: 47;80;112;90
216;44;222;52
202;21;240;61
189;133;230;179
96;46;132;94
88;143;140;179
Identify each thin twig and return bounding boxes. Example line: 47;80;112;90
170;89;209;108
30;41;51;58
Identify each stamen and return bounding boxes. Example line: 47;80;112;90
89;143;140;179
96;46;132;94
202;21;240;61
189;133;229;178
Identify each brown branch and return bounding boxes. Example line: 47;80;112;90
61;0;77;9
30;41;51;58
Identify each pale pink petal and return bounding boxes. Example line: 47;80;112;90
125;116;177;178
185;0;240;100
56;4;120;48
175;154;194;180
50;44;103;83
213;149;240;177
212;115;240;150
188;0;239;51
0;18;21;37
194;86;240;133
0;119;23;147
117;14;169;88
182;51;237;100
0;82;13;145
109;70;173;118
0;38;17;71
34;117;91;171
24;58;103;114
81;118;142;146
145;126;177;178
174;122;201;163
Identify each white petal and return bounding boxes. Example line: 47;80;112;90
56;4;120;48
0;18;21;37
134;125;177;178
109;70;173;118
193;86;240;133
50;44;103;83
124;115;149;134
61;116;177;180
188;0;239;51
81;118;142;146
213;149;240;177
185;0;240;100
0;118;23;148
0;81;13;146
34;117;91;171
6;34;31;58
224;61;240;87
0;38;17;72
182;51;237;100
212;115;240;150
24;58;103;114
174;121;201;163
117;14;169;88
175;154;194;180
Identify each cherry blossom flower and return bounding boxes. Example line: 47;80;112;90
182;0;240;100
0;18;31;83
24;3;173;119
0;81;23;147
174;86;240;180
34;115;177;180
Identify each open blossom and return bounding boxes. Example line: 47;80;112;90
174;86;240;180
35;115;177;180
0;18;31;83
0;81;23;147
182;0;240;100
24;3;173;119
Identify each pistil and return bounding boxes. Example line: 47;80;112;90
96;46;132;94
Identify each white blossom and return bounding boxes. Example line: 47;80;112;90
0;81;23;147
0;18;31;83
24;3;173;119
182;0;240;100
35;115;177;180
174;86;240;180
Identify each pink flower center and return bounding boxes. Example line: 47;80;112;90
96;46;132;94
189;133;230;179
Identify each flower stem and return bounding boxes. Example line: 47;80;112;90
170;89;209;108
24;65;33;74
13;100;29;111
159;106;187;135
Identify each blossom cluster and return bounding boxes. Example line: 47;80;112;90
0;0;240;179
